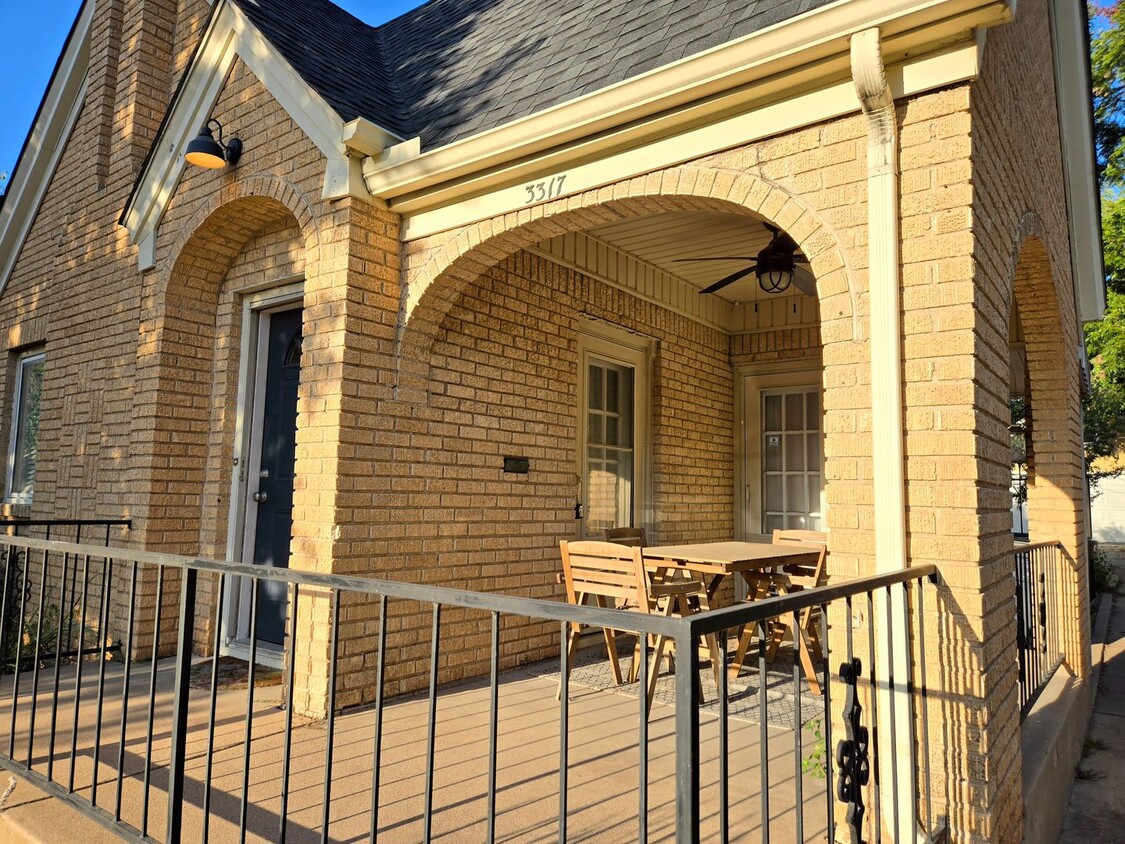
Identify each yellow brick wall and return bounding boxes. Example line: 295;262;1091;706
0;3;1089;840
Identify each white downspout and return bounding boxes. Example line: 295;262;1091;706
850;28;918;842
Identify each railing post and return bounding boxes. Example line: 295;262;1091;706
674;622;700;844
166;567;197;844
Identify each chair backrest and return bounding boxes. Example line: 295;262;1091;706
772;529;829;586
560;540;652;613
604;526;647;547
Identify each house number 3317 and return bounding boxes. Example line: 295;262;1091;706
523;174;568;204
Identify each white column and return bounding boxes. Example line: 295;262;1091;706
850;27;917;843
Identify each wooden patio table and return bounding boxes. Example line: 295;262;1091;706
641;540;821;601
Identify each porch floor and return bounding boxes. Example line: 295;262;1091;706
0;650;828;843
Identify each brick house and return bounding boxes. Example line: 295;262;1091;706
0;0;1103;841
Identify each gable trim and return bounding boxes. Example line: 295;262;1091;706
120;0;402;271
0;1;93;297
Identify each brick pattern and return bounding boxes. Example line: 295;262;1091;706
0;2;1090;840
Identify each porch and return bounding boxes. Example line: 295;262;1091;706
0;533;946;843
0;650;827;843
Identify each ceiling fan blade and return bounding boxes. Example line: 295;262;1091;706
700;265;758;294
672;256;759;262
791;265;817;296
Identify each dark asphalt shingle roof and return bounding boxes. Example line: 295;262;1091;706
231;0;836;150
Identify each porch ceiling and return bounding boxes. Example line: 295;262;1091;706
584;211;807;304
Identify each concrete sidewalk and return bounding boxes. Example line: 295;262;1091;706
1058;549;1125;843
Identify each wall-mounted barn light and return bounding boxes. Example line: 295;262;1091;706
184;119;242;169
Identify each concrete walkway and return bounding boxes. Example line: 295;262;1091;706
1058;546;1125;843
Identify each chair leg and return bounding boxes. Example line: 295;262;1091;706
728;624;754;679
797;626;822;696
690;590;724;692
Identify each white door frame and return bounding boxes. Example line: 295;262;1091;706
222;279;303;664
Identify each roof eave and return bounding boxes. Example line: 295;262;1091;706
364;0;1012;222
1047;0;1105;325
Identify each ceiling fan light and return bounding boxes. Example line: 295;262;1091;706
756;266;793;294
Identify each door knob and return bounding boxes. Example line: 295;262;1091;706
252;491;268;503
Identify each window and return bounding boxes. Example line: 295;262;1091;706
577;325;649;539
584;357;636;536
761;387;823;532
6;351;44;503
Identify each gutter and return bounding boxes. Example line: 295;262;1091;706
851;27;918;842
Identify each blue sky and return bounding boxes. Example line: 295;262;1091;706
0;0;426;187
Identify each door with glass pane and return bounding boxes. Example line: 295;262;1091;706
582;357;636;538
761;388;823;533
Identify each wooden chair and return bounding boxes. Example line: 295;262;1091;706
728;529;828;695
605;526;647;547
559;540;718;712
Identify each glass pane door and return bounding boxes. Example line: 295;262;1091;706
584;358;635;537
762;387;823;533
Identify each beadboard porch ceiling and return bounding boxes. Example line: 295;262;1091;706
585;210;802;305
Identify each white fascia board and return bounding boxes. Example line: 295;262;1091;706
367;0;1010;212
121;1;403;270
1048;0;1105;324
400;40;984;240
0;1;93;297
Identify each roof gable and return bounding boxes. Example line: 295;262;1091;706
234;0;836;151
120;0;403;270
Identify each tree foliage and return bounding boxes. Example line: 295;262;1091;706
1084;3;1125;491
1092;2;1125;186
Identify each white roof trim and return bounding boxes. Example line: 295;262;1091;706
0;1;93;297
1048;0;1105;323
120;0;402;271
365;0;1012;209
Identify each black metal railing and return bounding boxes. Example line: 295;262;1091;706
0;520;130;675
1013;541;1064;717
0;535;945;844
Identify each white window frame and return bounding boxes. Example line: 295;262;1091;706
576;321;652;539
5;350;45;505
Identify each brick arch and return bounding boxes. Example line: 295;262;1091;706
161;174;321;286
397;165;855;397
133;181;318;556
1009;229;1088;675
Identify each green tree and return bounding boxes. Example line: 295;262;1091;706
1092;2;1125;186
1082;4;1125;492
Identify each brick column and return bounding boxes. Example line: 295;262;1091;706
289;197;403;716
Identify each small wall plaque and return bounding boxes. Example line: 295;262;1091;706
503;456;530;474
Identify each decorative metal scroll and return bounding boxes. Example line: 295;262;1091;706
836;657;870;844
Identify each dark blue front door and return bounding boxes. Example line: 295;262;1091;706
250;307;301;645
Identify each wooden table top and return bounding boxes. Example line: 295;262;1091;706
642;541;820;574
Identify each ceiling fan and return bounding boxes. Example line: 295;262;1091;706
675;223;816;296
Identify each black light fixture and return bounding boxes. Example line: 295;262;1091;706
754;247;796;294
185;119;242;169
678;223;815;297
